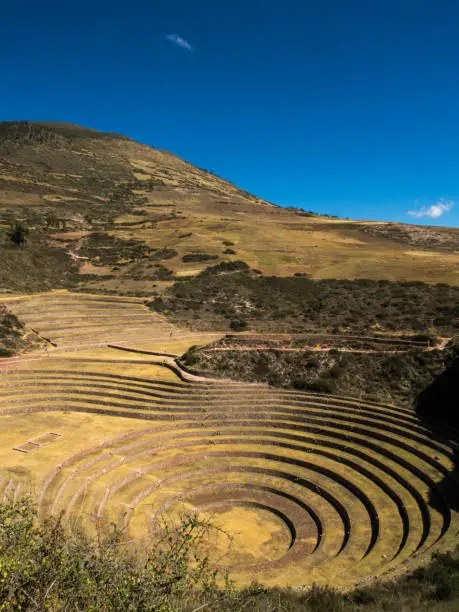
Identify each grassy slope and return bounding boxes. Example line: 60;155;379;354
0;121;458;296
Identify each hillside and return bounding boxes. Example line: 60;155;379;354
151;261;459;335
0;121;459;605
182;336;459;406
0;121;458;296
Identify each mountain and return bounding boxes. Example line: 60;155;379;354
1;122;459;600
0;120;458;294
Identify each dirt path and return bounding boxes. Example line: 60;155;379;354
202;337;452;355
205;346;400;354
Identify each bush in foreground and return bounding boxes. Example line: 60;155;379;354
0;499;249;611
1;499;458;611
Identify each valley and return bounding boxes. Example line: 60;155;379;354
0;122;458;601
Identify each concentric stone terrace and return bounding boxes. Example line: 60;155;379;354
1;359;458;587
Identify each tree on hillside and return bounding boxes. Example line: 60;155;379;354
7;221;29;246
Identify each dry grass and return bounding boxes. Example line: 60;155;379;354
0;121;458;294
0;293;457;590
0;122;458;597
115;209;459;284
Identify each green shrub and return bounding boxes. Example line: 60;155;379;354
229;319;248;332
182;253;219;263
148;297;167;312
412;333;440;347
408;551;459;602
0;499;234;611
182;346;200;366
328;364;344;378
304;379;336;393
159;266;459;336
150;248;177;261
0;499;458;611
7;221;29;246
200;260;250;275
304;585;346;611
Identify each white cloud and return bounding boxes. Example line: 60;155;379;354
408;199;454;219
166;34;193;51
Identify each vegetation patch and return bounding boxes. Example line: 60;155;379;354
0;121;132;143
130;263;175;282
76;233;156;266
0;231;79;292
153;263;459;335
182;253;219;263
0;499;246;611
1;499;459;611
0;305;43;356
182;338;459;405
150;248;178;261
0;306;23;356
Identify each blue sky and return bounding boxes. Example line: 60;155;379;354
1;0;458;226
